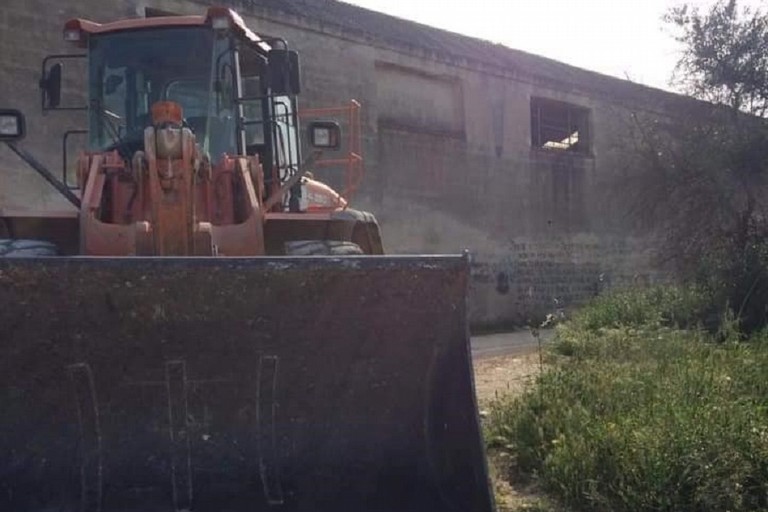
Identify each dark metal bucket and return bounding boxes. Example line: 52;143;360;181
0;255;494;512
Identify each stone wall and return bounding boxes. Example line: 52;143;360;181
0;0;689;326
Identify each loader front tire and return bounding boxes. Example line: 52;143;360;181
0;239;58;257
284;240;364;256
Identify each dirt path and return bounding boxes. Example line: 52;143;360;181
473;351;543;403
473;349;556;511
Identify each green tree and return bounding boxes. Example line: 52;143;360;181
627;0;768;331
668;0;768;116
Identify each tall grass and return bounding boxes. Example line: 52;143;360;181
486;287;768;511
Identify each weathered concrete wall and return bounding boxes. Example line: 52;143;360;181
0;1;136;212
0;0;683;326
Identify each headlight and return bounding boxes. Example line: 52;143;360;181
308;121;340;149
0;110;25;141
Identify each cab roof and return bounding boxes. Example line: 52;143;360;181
63;6;265;48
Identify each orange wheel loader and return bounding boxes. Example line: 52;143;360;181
0;7;494;512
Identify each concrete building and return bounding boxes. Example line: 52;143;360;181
0;0;698;326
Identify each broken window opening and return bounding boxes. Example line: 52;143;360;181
531;97;590;154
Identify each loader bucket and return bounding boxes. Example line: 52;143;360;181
0;255;494;512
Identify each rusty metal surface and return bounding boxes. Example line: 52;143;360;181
0;255;494;512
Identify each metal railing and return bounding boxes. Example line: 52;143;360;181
298;100;364;203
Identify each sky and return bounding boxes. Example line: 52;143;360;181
342;0;766;92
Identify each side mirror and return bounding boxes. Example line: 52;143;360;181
0;109;26;142
40;63;62;110
267;49;301;95
308;121;341;150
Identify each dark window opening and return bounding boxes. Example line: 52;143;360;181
144;7;179;17
531;97;590;153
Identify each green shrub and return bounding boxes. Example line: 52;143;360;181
486;289;768;511
567;285;712;333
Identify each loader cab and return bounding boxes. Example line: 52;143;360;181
59;10;302;194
